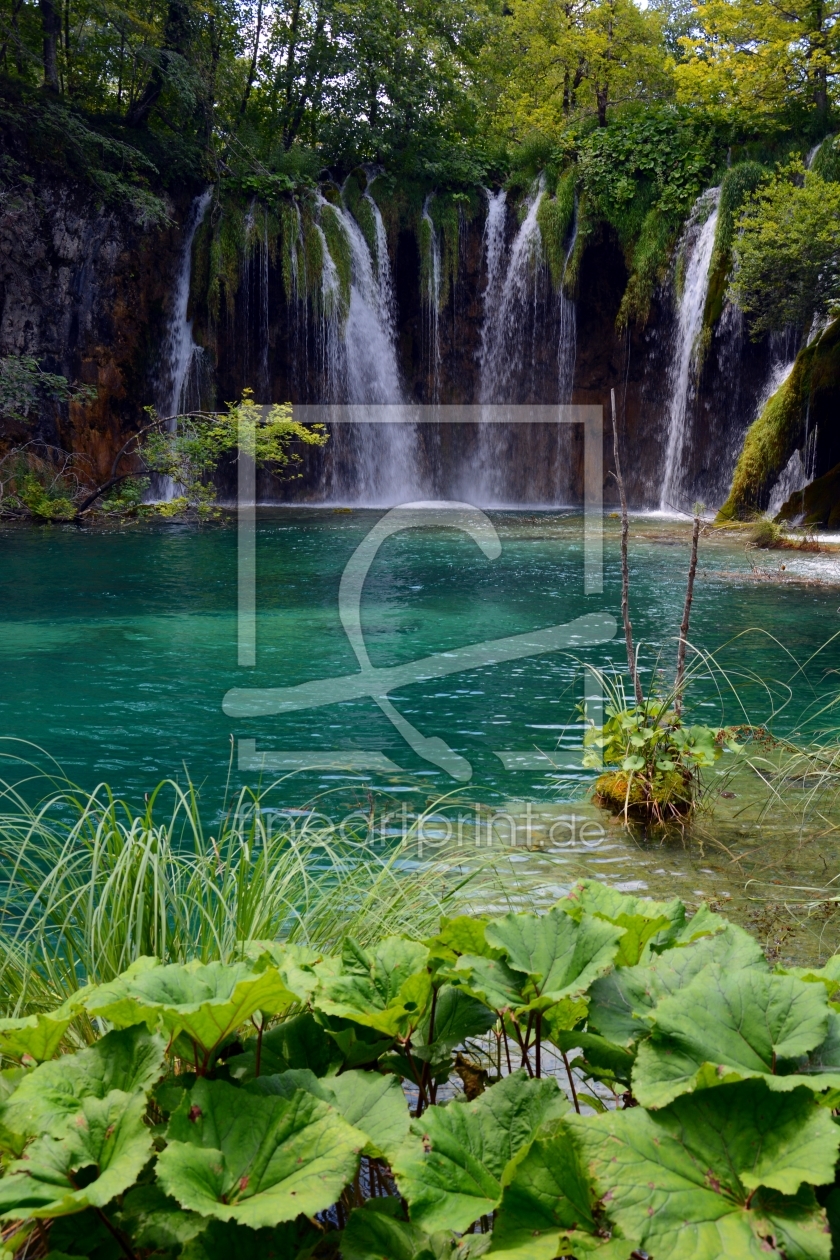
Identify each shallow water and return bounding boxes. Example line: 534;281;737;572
4;511;840;962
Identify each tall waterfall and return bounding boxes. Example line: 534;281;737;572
421;194;442;402
557;201;578;405
313;193;421;504
479;177;545;405
660;189;720;512
153;188;211;499
156;190;212;422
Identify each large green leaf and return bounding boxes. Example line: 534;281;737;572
227;1011;339;1082
0;992;88;1064
247;1067;410;1161
178;1217;325;1260
313;937;432;1037
0;1025;165;1141
632;967;831;1107
588;924;768;1047
562;880;686;964
0;1090;153;1219
779;955;840;1005
156;1076;363;1227
391;1070;567;1234
569;1080;838;1259
341;1199;458;1260
85;958;297;1065
116;1184;206;1250
483;909;624;1010
488;1120;637;1259
240;941;325;1005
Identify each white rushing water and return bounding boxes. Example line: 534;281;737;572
659;189;720;512
153;188;212;499
315;194;421;503
557;200;578;405
156;189;212;422
479;177;545;405
422;194;442;402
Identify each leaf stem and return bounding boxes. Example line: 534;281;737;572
562;1050;581;1114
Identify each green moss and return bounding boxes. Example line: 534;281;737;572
536;169;576;290
617;208;675;329
784;461;840;527
317;203;351;313
703;162;766;330
717;319;840;521
418;212;435;307
206;199;248;325
564;193;595;297
278;200;302;301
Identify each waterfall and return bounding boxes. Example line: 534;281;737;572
153;188;211;499
557;201;578;405
156;189;211;422
479;177;545;405
315;195;421;504
421;194;442;402
659;189;720;512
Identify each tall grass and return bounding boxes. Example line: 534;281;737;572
0;774;504;1017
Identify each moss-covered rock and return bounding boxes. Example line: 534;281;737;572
779;460;840;527
536;169;576;290
717;318;840;521
703;162;765;332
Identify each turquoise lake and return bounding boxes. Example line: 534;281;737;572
3;511;840;819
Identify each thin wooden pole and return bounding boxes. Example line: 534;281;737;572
675;509;701;717
611;388;643;705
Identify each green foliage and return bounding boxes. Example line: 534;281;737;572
732;164;840;337
140;392;327;508
703;161;766;328
536;169;576;290
318;203;351;315
583;691;740;822
0;355;94;425
1;884;840;1256
718;319;840;519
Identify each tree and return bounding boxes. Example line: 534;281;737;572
731;164;840;336
482;0;670;136
675;0;840;126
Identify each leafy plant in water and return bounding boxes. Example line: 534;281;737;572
0;881;839;1258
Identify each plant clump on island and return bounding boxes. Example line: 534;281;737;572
0;881;838;1258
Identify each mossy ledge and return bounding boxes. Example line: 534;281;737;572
717;318;840;521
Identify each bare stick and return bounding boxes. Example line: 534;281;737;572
611;388;643;705
675;508;701;717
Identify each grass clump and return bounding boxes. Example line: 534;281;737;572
749;517;783;548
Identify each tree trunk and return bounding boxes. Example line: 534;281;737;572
39;0;61;90
596;84;608;126
126;0;192;127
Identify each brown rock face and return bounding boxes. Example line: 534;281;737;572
0;176;184;482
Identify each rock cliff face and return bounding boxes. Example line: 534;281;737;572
0;175;787;508
0;173;183;482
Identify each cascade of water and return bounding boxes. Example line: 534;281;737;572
423;194;443;400
659;189;720;512
479;177;545;405
314;195;421;504
153;189;212;500
557;200;578;405
259;207;270;398
156;189;212;422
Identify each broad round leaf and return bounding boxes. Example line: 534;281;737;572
0;1025;165;1141
156;1077;363;1227
632;967;830;1107
589;925;768;1047
0;1090;153;1219
227;1011;339;1081
391;1071;567;1234
570;1080;838;1260
85;959;297;1062
313;937;432;1036
247;1067;410;1161
482;908;624;1012
0;992;88;1064
342;1200;454;1260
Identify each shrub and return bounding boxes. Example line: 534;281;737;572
0;881;838;1258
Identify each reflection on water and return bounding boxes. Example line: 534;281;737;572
3;511;840;963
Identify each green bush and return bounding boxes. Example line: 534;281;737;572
1;881;839;1258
